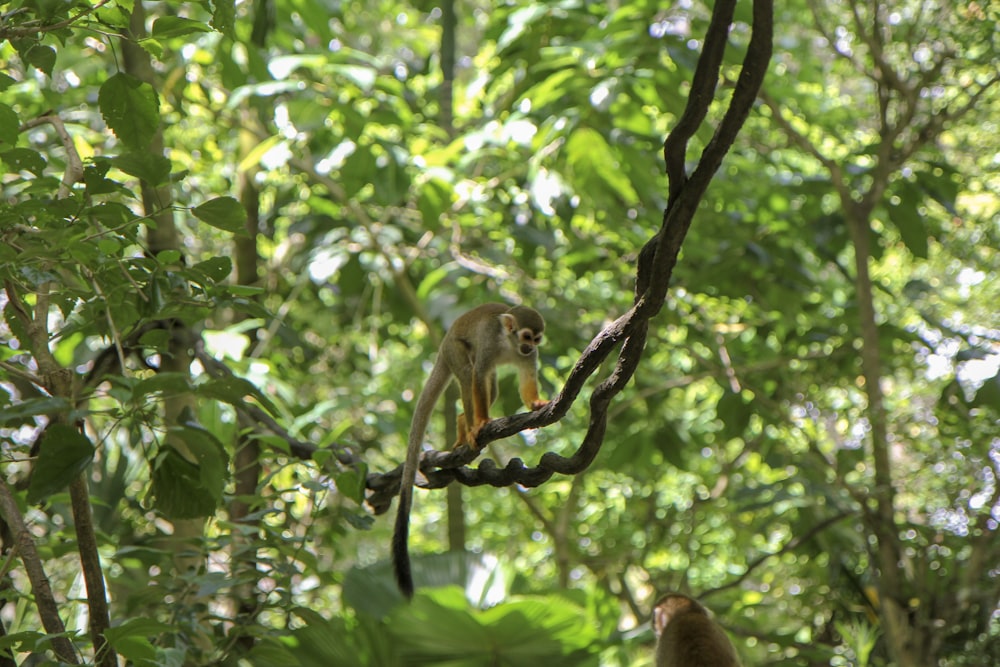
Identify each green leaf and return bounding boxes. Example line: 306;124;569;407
83;160;127;196
1;148;46;176
104;617;173;645
27;425;95;504
334;464;368;504
0;631;47;653
156;249;183;265
198;376;279;417
133;372;192;399
191;256;233;283
651;420;689;470
886;183;928;259
520;68;577;109
104;618;173;665
416;176;453;230
151;16;213;39
211;0;236;37
717;390;753;441
150;429;228;519
99;73;161;151
0;103;19;146
565;127;639;205
0;397;72;426
192;196;248;234
104;617;173;663
112;151;172;186
24;45;57;76
972;371;1000;410
496;5;549;52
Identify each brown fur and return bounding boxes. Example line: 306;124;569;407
393;304;547;598
653;594;741;667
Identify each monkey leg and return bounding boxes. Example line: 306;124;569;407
453;413;476;449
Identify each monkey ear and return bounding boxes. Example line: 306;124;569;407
499;313;517;333
653;606;668;636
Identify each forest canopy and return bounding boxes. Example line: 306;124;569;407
0;1;998;666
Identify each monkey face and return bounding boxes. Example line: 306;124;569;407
516;328;543;356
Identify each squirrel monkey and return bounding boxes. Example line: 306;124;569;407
392;303;549;598
653;593;742;667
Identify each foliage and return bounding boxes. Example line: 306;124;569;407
0;0;998;666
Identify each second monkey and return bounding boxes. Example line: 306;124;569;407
392;303;550;598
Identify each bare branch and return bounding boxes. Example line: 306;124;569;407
0;481;80;664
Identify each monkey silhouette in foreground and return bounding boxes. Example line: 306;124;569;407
653;593;742;667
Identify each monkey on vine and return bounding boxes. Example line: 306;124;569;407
392;303;549;598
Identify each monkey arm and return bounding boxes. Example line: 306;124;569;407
517;362;547;411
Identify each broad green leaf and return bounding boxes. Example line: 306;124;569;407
330;64;377;92
156;249;183;265
565;127;639;204
151;16;212;39
83;160;128;196
717;389;753;441
0;103;18;146
104;617;173;645
649;420;689;470
150;431;228;519
0;631;47;653
191;256;233;283
0;397;72;426
389;591;599;664
520;68;577;109
334;464;368;504
416;175;454;230
192;196;248;234
1;148;46;176
915;162;960;215
105;617;173;663
133;372;192;399
496;5;548;52
416;266;451;300
112;151;172;186
886;186;928;259
198;376;279;417
211;0;236;37
236;134;284;172
973;371;1000;410
99;73;161;151
27;425;95;504
24;45;56;76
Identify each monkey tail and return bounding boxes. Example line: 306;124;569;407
392;489;415;598
392;360;450;599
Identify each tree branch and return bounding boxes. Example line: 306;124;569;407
0;481;79;663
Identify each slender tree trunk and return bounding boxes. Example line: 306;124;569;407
122;0;206;626
845;201;930;667
438;0;467;560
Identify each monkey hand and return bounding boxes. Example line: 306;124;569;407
528;399;549;411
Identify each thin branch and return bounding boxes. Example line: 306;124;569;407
0;0;110;39
20;115;84;197
0;480;80;663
